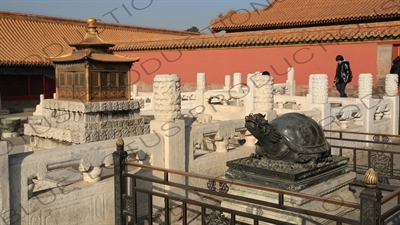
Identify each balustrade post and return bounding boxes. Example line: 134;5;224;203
224;75;231;91
251;73;277;120
113;138;128;225
359;168;382;225
384;74;399;134
286;67;296;96
245;73;256;115
196;73;206;113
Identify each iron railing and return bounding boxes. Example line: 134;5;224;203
324;129;400;191
113;136;400;225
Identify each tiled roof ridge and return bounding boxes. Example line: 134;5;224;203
112;20;400;52
261;0;277;11
210;0;274;25
0;10;199;36
209;0;400;31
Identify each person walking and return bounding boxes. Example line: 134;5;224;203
334;55;352;97
390;56;400;95
390;56;400;85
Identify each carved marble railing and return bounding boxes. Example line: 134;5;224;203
2;133;162;225
273;83;289;95
189;119;250;155
132;68;295;115
133;91;197;112
273;95;307;111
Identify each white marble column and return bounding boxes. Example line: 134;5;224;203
150;74;185;204
308;74;315;95
152;74;181;121
358;73;373;99
308;74;331;132
232;72;243;106
384;74;399;134
233;72;243;94
385;74;399;97
251;74;277;120
311;74;328;104
196;73;206;113
131;84;138;99
245;73;256;115
286;67;296;96
224;75;231;91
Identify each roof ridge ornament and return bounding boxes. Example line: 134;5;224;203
86;17;98;35
68;17;115;49
50;17;139;64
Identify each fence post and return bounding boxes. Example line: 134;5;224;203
113;138;128;225
359;168;382;225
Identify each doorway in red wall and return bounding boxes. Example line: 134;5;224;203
44;76;56;99
393;45;400;58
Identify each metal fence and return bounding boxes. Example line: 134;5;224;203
324;129;400;191
113;132;400;225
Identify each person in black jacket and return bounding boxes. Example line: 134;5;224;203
334;55;352;97
390;56;400;86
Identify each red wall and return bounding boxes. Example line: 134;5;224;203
119;42;378;87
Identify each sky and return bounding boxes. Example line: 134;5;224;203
0;0;271;32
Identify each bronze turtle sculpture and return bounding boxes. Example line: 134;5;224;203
245;113;332;169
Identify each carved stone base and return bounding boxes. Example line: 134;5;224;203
225;155;350;192
221;172;357;225
24;99;150;150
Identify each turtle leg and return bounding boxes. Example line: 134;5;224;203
295;154;317;169
294;154;312;163
321;155;333;163
302;158;317;170
250;146;263;159
319;151;333;163
250;153;262;159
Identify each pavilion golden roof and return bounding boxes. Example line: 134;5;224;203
51;18;140;64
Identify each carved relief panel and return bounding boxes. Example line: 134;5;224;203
90;72;127;101
58;71;86;100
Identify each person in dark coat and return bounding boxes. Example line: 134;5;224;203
334;55;352;97
261;71;270;75
390;56;400;86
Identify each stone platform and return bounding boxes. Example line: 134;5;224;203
226;155;350;192
24;99;150;150
221;156;358;224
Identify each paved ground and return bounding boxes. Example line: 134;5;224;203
0;112;33;154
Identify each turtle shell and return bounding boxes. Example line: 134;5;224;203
269;113;330;154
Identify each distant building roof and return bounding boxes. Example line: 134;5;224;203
0;11;198;66
210;0;400;32
114;20;400;51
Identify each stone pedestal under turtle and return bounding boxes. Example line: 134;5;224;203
245;113;332;169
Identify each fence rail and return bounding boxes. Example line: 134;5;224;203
121;162;360;225
113;133;400;225
324;129;400;191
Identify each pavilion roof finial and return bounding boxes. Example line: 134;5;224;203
86;18;98;35
68;17;115;49
87;17;97;27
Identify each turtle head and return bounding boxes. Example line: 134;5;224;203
245;113;271;139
